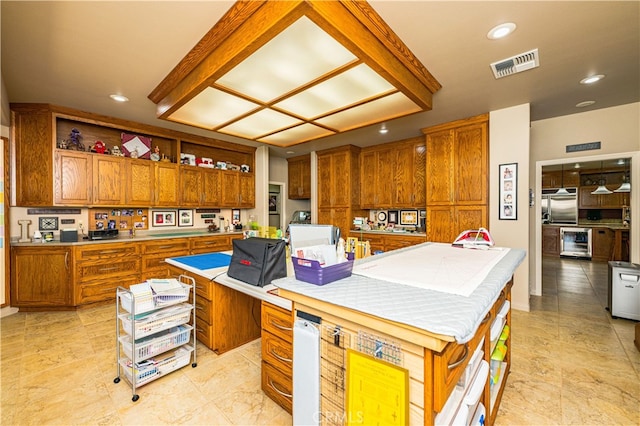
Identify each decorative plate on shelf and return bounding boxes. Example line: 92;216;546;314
377;211;387;222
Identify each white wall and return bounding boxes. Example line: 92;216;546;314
489;104;531;312
529;102;640;295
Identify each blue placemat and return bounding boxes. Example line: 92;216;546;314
171;253;232;270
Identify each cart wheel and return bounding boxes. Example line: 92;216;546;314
191;362;197;368
132;394;139;402
113;377;120;384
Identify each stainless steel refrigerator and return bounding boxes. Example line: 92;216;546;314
541;188;578;224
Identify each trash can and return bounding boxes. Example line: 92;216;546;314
608;261;640;320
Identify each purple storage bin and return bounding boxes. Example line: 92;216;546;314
291;257;354;285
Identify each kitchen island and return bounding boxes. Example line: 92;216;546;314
275;243;526;425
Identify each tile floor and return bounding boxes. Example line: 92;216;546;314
1;257;639;425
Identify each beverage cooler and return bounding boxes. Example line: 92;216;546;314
607;261;640;321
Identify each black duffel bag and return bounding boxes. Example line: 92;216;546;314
227;237;287;287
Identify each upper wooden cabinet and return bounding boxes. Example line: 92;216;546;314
287;155;311;200
361;136;426;209
422;114;489;243
542;170;580;189
578;186;629;208
10;103;255;208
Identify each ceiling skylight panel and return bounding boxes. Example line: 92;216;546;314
258;123;335;146
316;92;421;131
274;63;396;118
216;16;357;102
169;87;258;128
219;108;302;139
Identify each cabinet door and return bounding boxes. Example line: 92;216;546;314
317;207;350;240
287;155;311;199
394;142;426;207
578;186;601;208
54;151;92;205
238;173;255;207
202;168;221;206
426;130;455;205
93;155;125;205
455;205;487;237
11;246;72;307
221;172;239;207
332;151;351;207
180;166;203;206
155;162;180;206
360;150;377;208
542;226;560;256
455;123;488;205
14;109;55;206
375;148;394;208
317;154;334;207
126;159;155;205
592;228;613;261
427;206;455;243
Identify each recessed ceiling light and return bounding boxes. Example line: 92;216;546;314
487;23;516;40
286;151;295;154
576;100;596;108
379;124;388;134
580;74;605;85
110;94;129;102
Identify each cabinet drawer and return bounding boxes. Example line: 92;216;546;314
76;276;140;305
194;318;213;349
142;238;190;254
433;312;491;412
142;251;189;271
261;302;293;342
77;258;140;282
262;331;293;375
75;243;139;261
261;360;292;413
194;276;213;300
190;236;231;254
194;295;212;323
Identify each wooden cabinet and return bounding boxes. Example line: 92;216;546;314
10;103;255;208
125;159;155;205
189;234;239;255
423;114;489;242
54;150;92;205
592;227;613;261
579;186;629;209
542;226;561;256
140;238;190;281
542;170;580;189
220;171;255;207
154;162;180;206
287;154;311;199
348;231;426;253
261;301;293;413
360;146;394;208
11;246;72;308
317;145;362;239
394;138;426;207
92;155;126;205
74;242;140;305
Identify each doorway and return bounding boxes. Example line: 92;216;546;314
268;182;286;230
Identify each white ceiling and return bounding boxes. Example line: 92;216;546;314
2;1;638;158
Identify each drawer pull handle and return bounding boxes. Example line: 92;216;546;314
448;344;469;370
270;348;292;364
270;320;292;331
158;245;174;249
195;305;204;311
268;379;292;399
99;266;119;272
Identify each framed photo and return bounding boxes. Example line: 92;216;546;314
178;209;193;227
499;163;517;220
152;210;176;227
232;209;241;224
400;210;418;225
388;210;398;224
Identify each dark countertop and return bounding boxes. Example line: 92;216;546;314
10;229;244;247
542;222;630;231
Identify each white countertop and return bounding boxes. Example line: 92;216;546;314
165;254;292;311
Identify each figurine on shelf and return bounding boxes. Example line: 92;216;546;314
130;148;139;159
93;140;106;154
65;128;85;151
111;145;125;157
160;154;171;162
150;146;160;161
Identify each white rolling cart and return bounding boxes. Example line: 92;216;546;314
114;274;197;401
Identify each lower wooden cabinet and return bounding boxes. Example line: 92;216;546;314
592;227;613;261
348;231;426;253
542;226;560;256
11;246;72;308
261;301;293;413
140;238;189;280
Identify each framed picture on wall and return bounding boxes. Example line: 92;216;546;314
178;209;193;227
152;210;176;227
400;210;418;226
499;163;517;220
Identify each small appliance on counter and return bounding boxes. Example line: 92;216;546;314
586;209;602;221
88;229;119;240
60;229;78;242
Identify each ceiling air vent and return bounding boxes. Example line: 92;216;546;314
490;48;539;79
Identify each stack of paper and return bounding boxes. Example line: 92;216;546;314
147;278;187;306
128;282;155;313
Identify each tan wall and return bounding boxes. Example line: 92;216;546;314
490;104;531;311
529;102;640;295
